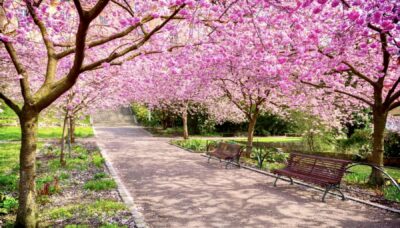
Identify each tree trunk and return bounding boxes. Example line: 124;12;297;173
69;116;76;143
246;115;258;156
182;109;189;140
60;112;68;167
369;109;387;186
15;109;39;228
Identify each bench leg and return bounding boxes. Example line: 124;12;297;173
207;155;212;163
322;185;333;202
273;175;280;187
225;160;230;169
335;186;346;201
289;177;294;185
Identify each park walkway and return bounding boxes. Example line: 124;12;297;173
93;115;400;227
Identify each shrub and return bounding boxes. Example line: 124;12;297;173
0;195;18;214
384;131;400;158
337;129;372;159
84;179;117;191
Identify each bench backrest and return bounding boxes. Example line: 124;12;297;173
287;153;351;182
215;142;242;157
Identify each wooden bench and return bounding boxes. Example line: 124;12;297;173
207;142;243;168
272;152;351;202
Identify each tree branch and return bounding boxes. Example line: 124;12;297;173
389;101;400;111
56;16;153;59
35;0;110;110
1;41;32;102
26;1;57;84
301;80;374;106
0;91;21;116
80;4;185;72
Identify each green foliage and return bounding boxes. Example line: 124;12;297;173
0;126;93;141
94;172;109;179
384;131;400;158
345;165;400;202
93;154;105;168
100;224;128;228
254;112;294;136
0;175;18;192
48;205;77;219
384;186;400;202
250;147;287;169
337;129;372;159
36;176;60;196
65;225;89;228
84;179;117;191
48;200;126;220
131;103;160;127
0;195;18;214
171;139;207;152
0;143;20;193
59;172;71;180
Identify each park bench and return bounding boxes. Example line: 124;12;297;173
272;152;351;202
207;142;243;168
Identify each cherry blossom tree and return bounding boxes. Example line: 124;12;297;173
295;0;400;185
128;49;214;139
0;0;217;225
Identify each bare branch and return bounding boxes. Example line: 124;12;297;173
73;0;84;18
389;101;400;111
0;91;21;115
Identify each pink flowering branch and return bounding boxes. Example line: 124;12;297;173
80;4;185;72
301;80;374;107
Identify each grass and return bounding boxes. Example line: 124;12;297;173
0;126;94;141
0;143;21;192
92;154;105;168
171;137;301;152
84;179;117;191
235;136;302;143
47;200;126;220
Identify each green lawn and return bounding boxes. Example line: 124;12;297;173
235;136;302;143
0;126;94;141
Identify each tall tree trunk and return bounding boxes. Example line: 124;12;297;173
246;115;258;155
182;109;189;140
15;108;38;228
69;115;75;143
369;108;387;186
60;112;68;167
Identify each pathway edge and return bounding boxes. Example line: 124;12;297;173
93;126;149;228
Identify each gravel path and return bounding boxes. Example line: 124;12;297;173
93;125;400;228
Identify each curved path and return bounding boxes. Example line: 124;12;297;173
94;125;400;228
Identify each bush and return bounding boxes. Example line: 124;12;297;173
337;129;372;159
385;131;400;158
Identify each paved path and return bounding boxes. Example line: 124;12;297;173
94;125;400;228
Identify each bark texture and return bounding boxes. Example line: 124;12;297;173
182;110;189;140
15;109;39;228
369;108;387;186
